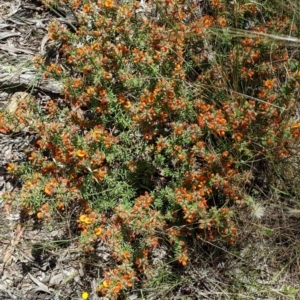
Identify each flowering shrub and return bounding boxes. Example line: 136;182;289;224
4;0;300;297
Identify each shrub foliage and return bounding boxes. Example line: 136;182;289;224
3;0;300;297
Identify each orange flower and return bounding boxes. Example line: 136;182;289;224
151;237;159;247
44;184;54;195
82;66;90;75
292;122;300;129
252;50;260;60
94;168;107;181
104;72;112;79
112;282;123;295
203;15;214;28
6;163;15;172
41;203;49;211
48;32;56;40
232;132;243;141
211;0;219;6
283;53;289;60
97;88;107;96
258;89;267;98
28;152;37;161
264;79;274;89
222;151;229;158
56;202;65;210
144;133;152;140
178;255;188;266
104;0;114;8
278;149;289;157
293;130;300;138
174;64;181;72
76;149;87;158
37;212;43;219
218;17;227;27
123;251;131;259
92;42;100;50
247;69;254;79
68;56;74;64
83;4;91;13
54;65;62;74
175;126;183;135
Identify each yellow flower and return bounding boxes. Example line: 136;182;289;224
103;279;110;287
79;214;93;225
94;227;103;236
81;291;89;300
76;149;87;158
92;130;101;139
79;214;87;222
83;217;92;225
124;101;131;109
86;86;95;95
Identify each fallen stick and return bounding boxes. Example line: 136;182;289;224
0;71;63;94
